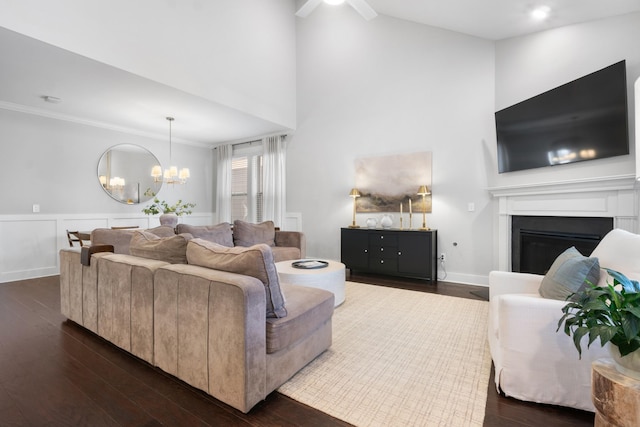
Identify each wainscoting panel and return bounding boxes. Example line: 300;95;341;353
1;217;59;283
0;212;303;283
0;213;214;283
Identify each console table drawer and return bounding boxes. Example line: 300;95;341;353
369;257;398;273
369;233;398;246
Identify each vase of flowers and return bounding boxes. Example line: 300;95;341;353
558;268;640;378
141;189;196;228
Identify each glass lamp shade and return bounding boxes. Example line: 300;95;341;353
151;165;162;179
417;185;430;195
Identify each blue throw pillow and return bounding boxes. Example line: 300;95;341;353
539;246;600;301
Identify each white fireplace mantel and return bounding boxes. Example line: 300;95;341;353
488;174;639;270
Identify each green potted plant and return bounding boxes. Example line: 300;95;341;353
142;189;196;227
557;268;640;378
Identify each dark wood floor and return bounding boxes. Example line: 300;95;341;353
0;273;594;426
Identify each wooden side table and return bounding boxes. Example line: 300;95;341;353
592;358;640;426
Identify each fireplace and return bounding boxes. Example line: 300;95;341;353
489;175;637;276
512;216;613;274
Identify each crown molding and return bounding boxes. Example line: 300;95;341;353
0;100;209;148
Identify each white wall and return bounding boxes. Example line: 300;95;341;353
0;108;214;282
488;12;640;271
289;7;496;285
491;12;640;190
0;109;213;215
0;0;297;128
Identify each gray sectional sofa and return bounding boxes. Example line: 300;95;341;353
59;223;332;413
89;220;306;262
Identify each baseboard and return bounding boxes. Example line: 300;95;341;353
440;271;489;287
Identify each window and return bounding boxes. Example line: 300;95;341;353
231;143;263;222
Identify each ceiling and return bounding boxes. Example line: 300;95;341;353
1;0;639;147
0;26;286;147
367;0;640;41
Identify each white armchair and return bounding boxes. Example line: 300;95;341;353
488;228;640;412
489;270;608;411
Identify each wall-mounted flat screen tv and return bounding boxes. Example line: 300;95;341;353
495;60;629;173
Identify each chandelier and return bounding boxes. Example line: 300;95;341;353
151;117;190;185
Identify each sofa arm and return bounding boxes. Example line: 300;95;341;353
495;293;607;411
275;231;306;258
488;270;544;374
153;264;267;413
489;270;543;300
80;244;114;266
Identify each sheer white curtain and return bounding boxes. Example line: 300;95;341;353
262;135;287;228
215;144;232;223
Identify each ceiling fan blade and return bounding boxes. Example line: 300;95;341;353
346;0;378;20
295;0;323;18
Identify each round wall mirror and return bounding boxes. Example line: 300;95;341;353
97;144;162;204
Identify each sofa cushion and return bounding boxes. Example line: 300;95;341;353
176;223;234;247
591;228;640;286
271;246;302;263
233;220;276;247
90;226;177;254
186;238;287;318
539;246;600;301
147;225;179;238
130;231;193;264
266;283;334;354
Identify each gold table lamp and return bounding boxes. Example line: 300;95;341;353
417;185;431;231
349;188;361;228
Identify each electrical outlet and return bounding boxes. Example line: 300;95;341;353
440;252;446;262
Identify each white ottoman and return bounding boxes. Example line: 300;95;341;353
275;259;346;307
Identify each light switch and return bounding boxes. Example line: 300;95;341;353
32;204;40;213
467;202;475;212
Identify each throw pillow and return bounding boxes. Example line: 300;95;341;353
147;225;179;238
539;246;600;301
186;238;287;318
130;230;193;264
591;228;640;287
176;223;234;247
233;220;276;247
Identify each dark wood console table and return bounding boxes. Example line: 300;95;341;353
341;228;437;281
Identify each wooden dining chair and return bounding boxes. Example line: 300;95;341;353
66;230;85;247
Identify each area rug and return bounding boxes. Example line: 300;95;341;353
278;281;491;427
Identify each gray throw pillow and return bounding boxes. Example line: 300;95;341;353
176;223;234;247
130;230;193;264
186;238;287;318
233;220;276;247
539;246;600;301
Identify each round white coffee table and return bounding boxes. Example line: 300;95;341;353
275;259;346;307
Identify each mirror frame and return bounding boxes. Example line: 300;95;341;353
97;144;162;204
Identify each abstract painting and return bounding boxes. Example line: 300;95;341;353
354;151;432;213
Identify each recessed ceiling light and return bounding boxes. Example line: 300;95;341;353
531;5;551;21
324;0;346;5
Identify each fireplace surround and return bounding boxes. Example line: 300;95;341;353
489;175;637;272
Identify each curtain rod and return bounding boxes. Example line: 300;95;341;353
213;133;289;150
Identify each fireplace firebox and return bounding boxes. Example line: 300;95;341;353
512;216;613;274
